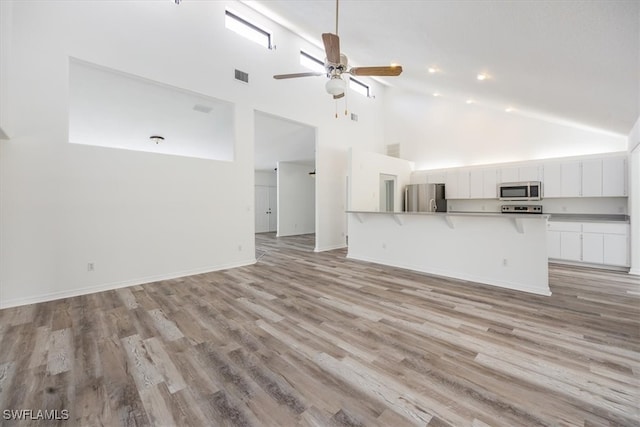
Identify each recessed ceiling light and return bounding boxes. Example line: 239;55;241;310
428;67;439;74
477;73;489;81
466;99;474;104
433;92;441;97
505;107;515;113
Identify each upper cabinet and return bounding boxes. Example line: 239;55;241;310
602;157;627;197
423;153;627;200
543;155;627;198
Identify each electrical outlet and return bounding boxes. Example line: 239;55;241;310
502;259;508;267
382;243;387;249
238;245;242;252
87;262;95;272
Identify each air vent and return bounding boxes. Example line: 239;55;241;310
234;69;249;83
386;143;400;158
350;113;358;122
193;104;213;114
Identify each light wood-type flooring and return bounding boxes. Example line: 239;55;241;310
0;233;639;426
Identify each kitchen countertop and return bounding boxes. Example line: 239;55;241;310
347;210;549;219
548;214;629;223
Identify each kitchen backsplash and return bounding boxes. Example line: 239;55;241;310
448;198;627;215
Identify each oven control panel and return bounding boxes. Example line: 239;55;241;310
501;205;543;214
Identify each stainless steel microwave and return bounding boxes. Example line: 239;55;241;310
498;181;542;201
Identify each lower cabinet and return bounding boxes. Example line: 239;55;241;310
547;221;629;267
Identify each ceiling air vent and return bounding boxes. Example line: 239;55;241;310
386;143;400;158
234;69;249;83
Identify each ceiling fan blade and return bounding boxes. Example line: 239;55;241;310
322;33;341;64
273;72;324;80
349;66;403;77
333;93;345;99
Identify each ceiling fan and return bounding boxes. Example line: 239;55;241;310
273;0;403;99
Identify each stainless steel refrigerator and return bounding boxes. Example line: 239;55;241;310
404;184;447;212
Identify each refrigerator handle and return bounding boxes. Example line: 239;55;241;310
430;198;436;212
404;188;408;212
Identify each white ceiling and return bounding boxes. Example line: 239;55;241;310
247;0;639;136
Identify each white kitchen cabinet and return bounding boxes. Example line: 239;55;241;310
604;234;628;266
543;163;562;197
427;172;446;184
500;167;519;183
519;165;542;182
581;159;602;197
547;221;629;267
560;232;582;261
469;169;484;199
483;168;498;198
446;170;470;199
582;233;604;264
445;171;458;199
561;161;581;197
543;161;580;197
602;156;627;196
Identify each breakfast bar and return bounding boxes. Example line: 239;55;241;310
347;211;551;295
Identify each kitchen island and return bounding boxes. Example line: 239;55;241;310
347;211;551;295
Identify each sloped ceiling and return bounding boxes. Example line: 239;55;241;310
254;111;315;171
247;0;639;136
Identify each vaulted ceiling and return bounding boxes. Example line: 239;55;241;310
247;0;639;136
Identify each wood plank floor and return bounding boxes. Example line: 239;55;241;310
1;232;639;426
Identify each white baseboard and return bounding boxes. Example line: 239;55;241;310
314;243;347;252
0;259;256;310
629;268;640;276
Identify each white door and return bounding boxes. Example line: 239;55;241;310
268;186;277;232
255;186;270;233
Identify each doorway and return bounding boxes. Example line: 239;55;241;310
379;173;397;212
254;111;316;252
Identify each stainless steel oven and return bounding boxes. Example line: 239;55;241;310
498;181;542;201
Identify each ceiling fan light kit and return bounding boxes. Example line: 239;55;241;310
325;76;346;96
272;0;402;105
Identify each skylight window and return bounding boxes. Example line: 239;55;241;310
300;51;325;73
349;77;370;97
225;10;272;49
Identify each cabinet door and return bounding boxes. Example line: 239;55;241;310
581;159;602;197
547;230;561;259
427;172;446;184
561;161;582;197
519;165;541;182
469;170;484;199
500;167;519;183
445;171;458;199
457;170;470;199
560;232;582;261
602;156;627;196
543;163;562;197
483;168;498;199
582;233;604;264
603;234;629;266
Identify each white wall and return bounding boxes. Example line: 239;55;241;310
277;162;315;237
255;170;277;186
348;148;414;212
0;0;12;139
0;0;386;307
385;87;628;170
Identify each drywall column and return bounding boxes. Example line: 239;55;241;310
0;0;12;139
629;117;640;275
